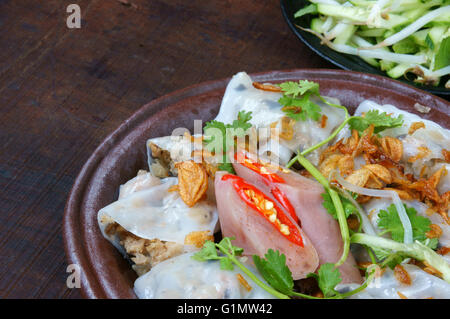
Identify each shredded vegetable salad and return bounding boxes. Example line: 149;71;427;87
293;0;450;87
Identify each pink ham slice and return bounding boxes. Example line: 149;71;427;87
233;161;363;284
214;171;319;280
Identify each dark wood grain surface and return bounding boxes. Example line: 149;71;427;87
1;0;342;299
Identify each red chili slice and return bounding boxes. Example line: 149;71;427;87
222;174;304;247
239;156;285;184
236;153;300;224
270;187;297;225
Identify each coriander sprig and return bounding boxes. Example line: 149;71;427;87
193;238;376;299
278;80;322;122
203;110;253;174
192;238;290;299
307;263;343;298
348;110;404;134
321;191;358;221
254;252;377;299
253;249;296;296
377;204;439;255
278;80;351;123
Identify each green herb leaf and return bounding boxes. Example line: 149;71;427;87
204;110;253;152
347;117;369;134
321;192;357;220
307;263;342;298
203;120;227;153
252;249;294;295
235;110;253;125
278;80;322;122
219;257;234;270
192;238;243;271
191;240;220;261
192;238;292;299
279;94;321;121
203;110;253;172
279;80;319;97
217;236;244;257
229;111;253;140
364;110;404;132
348;110;403;134
377;204;433;244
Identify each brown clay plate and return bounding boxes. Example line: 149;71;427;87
63;69;449;299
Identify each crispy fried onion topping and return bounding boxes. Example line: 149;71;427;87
175;160;208;207
252;81;282;92
320;125;449;223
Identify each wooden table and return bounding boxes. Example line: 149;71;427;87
1;0;345;299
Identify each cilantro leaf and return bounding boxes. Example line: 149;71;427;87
279;80;319;97
278;95;294;107
297;80;320;96
228;111;253;143
307;263;342;298
279;81;303;97
194;239;367;299
191;240;220;261
252;249;294;295
204;110;252;152
192;237;243;272
377;204;434;244
203;120;227;153
278;80;322;122
192;239;293;299
220;258;234;270
348;110;403;134
321;192;357;220
347;117;370;133
364;110;404;133
235;110;253;125
203;110;252;172
217;236;244;257
281;94;322;122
